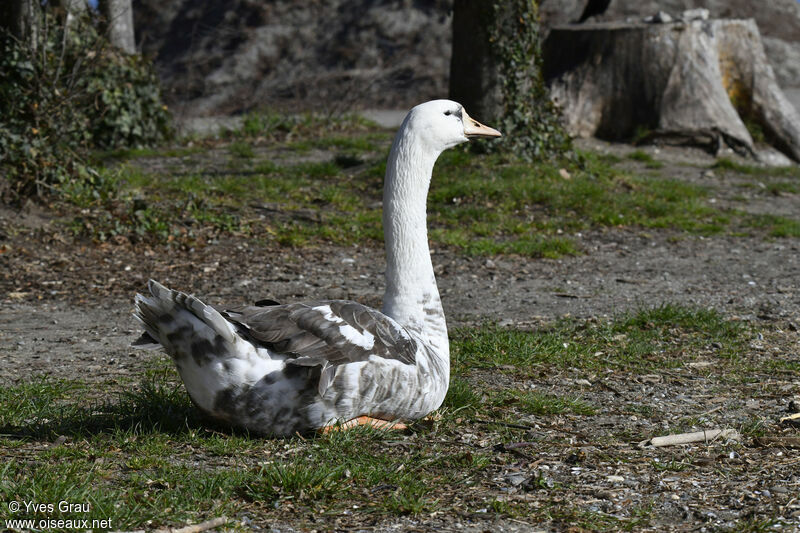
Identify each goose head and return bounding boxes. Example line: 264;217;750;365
401;99;501;154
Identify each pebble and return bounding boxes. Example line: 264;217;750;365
607;475;625;483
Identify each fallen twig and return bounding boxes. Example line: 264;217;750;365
780;412;800;427
165;518;228;533
114;516;228;533
644;429;739;447
699;405;724;417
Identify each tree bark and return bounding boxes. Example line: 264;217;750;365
0;0;40;49
543;19;800;163
449;0;503;122
51;0;87;32
100;0;136;54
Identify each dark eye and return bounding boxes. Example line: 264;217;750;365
444;110;452;116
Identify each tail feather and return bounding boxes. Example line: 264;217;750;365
132;279;238;355
130;331;161;350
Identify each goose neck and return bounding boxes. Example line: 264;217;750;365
381;135;443;332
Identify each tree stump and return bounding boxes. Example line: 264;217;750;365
543;19;800;163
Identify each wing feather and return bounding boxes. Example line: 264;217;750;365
223;300;417;370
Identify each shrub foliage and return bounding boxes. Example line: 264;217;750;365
0;12;171;203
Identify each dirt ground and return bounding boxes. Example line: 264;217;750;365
1;138;800;531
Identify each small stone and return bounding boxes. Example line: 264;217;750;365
504;473;528;486
607;475;625;483
644;11;673;23
681;8;709;21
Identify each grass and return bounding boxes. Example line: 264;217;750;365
627;149;663;169
744;213;800;238
712;157;800;178
0;304;768;531
450;304;748;376
494;390;596;416
228;140;255;159
64;112;800;256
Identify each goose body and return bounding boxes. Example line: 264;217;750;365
133;100;500;436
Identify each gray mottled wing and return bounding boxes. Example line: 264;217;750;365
223;300;418;368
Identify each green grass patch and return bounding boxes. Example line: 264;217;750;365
627;150;663;169
712;158;758;175
0;304;778;530
450;304;749;376
713;157;800;178
743;213;800;237
495;390;596;415
79;117;799;252
242;462;345;505
0;370;489;526
442;376;483;413
228;141;255;159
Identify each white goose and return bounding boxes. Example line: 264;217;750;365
133;100;501;436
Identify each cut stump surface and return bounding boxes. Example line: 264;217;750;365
544;19;800;163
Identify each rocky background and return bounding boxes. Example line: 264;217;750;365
132;0;800;116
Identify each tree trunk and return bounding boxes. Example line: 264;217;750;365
448;0;503;122
0;0;40;49
449;0;570;159
100;0;135;54
543;19;800;163
52;0;87;31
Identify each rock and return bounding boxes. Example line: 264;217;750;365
756;146;796;167
644;11;673;23
681;9;710;22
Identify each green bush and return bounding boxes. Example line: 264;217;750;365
0;12;171;204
